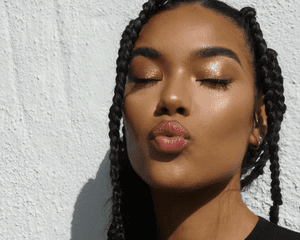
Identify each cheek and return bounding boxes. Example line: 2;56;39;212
123;93;153;141
212;89;254;160
123;95;153;178
205;84;254;140
192;87;254;164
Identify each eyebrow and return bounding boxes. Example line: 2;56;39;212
130;46;244;71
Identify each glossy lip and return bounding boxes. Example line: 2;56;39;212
152;136;189;153
149;120;191;140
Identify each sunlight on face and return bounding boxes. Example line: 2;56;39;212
123;4;257;192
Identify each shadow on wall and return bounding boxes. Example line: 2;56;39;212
71;151;112;240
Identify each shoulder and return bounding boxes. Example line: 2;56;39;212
245;216;300;240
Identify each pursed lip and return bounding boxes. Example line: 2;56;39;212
149;120;191;140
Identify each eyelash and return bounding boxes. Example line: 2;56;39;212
128;77;233;91
198;78;234;91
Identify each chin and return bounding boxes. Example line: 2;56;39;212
140;169;236;196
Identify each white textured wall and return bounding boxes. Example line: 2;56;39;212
0;0;299;239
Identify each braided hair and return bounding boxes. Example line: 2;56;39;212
107;0;287;239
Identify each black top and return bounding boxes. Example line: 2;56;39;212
245;216;300;240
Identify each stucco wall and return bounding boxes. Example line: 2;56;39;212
0;0;299;239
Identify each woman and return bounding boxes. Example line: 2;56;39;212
107;0;300;239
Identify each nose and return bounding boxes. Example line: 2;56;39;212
155;74;191;117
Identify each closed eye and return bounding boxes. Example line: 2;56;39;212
127;74;160;88
198;78;234;91
130;78;160;84
127;74;234;91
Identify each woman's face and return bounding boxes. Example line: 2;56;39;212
123;4;258;192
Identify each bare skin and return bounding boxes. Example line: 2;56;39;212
123;3;267;240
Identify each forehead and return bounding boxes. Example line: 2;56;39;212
133;4;252;69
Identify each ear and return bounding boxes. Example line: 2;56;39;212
248;94;268;148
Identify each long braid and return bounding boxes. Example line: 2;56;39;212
107;1;167;239
107;16;138;240
239;6;272;189
241;145;269;189
267;48;286;224
239;7;287;224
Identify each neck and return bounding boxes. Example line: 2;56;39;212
150;172;258;240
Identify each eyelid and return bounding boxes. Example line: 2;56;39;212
197;78;234;91
127;72;161;81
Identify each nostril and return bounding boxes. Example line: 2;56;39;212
162;107;168;114
178;108;184;114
